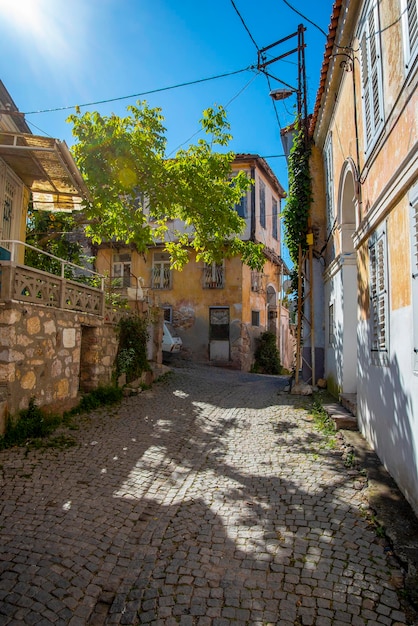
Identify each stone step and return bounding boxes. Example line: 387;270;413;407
340;392;357;417
322;402;358;431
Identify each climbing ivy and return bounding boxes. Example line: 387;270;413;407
282;118;312;266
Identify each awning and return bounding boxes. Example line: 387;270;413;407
0;131;89;211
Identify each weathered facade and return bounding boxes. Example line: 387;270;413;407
310;0;418;514
96;155;295;372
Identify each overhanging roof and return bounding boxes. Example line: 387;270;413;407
0;131;89;211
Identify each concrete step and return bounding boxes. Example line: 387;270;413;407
322;402;358;431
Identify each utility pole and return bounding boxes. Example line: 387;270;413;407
258;24;315;386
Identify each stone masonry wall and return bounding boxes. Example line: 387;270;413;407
0;302;120;434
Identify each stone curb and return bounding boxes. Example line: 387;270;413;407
341;428;418;610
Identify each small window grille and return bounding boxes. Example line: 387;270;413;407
203;262;224;289
152;252;172;289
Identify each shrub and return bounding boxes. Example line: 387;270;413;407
252;332;282;375
115;315;150;383
0;398;61;449
67;385;123;415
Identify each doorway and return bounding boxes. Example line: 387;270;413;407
209;307;230;362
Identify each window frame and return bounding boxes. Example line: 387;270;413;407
259;179;266;229
235;191;248;218
162;306;173;323
251;310;260;327
272;198;278;241
112;252;131;288
328;302;335;346
400;0;418;72
152;252;172;290
409;183;418;371
203;261;225;289
358;0;385;154
369;224;389;365
324;132;335;234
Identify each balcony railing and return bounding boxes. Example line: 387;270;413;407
0;240;106;317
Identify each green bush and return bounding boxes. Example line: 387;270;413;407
115;315;150;383
67;385;123;415
252;332;282;375
0;398;61;449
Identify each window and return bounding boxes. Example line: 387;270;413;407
259;180;266;228
235;192;248;218
0;160;22;243
152;252;172;289
162;306;172;323
329;303;335;345
324;133;335;233
410;183;418;371
401;0;418;70
369;225;389;364
251;271;264;292
113;253;131;287
272;199;278;240
251;310;260;326
209;307;229;340
359;0;384;152
203;262;224;288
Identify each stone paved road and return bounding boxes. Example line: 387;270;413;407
0;364;411;625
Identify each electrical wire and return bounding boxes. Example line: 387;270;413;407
23;66;256;115
167;71;260;156
279;0;328;38
229;0;260;51
25;119;54;138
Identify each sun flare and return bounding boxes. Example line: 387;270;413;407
0;0;89;81
0;0;46;34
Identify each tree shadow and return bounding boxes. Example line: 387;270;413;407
357;335;418;517
0;365;410;624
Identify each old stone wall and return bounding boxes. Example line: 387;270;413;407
0;302;120;433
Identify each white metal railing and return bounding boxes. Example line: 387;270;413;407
0;240;105;287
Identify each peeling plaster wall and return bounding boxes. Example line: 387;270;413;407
96;249;289;372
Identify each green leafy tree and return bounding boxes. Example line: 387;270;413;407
67;102;264;270
25;205;85;277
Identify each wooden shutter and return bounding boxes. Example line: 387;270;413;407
369;227;388;358
411;191;418;370
360;2;384;150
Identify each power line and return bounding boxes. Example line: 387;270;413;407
230;0;260;51
23;66;256;115
167;71;260;157
279;0;328;38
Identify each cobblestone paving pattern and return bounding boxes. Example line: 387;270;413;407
0;364;411;625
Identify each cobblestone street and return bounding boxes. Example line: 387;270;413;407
0;364;413;625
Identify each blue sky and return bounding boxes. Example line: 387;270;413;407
1;0;332;262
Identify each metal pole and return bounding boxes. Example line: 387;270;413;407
295;244;303;384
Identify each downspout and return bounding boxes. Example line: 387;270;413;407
250;167;256;241
352;52;363;210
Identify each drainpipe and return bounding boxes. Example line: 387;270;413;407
250;167;256;242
